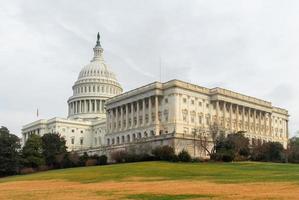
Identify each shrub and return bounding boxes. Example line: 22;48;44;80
85;159;97;166
111;150;127;163
79;152;89;166
20;167;35;175
98;155;107;165
152;146;175;161
178;150;191;162
38;165;50;171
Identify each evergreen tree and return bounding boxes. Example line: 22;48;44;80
21;134;44;168
41;133;67;168
0;126;20;176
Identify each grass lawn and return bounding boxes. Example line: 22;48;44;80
1;161;299;200
1;161;299;184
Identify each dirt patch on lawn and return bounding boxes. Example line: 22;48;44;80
0;179;298;200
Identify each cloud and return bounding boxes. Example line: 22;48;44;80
1;0;299;137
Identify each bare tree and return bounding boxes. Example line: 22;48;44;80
194;123;225;156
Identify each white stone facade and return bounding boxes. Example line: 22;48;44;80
22;34;289;157
105;80;289;156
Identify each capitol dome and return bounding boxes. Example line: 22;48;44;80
67;33;123;120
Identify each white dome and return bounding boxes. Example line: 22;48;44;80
67;33;123;121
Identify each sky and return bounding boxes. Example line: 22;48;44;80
0;0;298;137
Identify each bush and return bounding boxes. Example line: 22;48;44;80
111;150;127;163
251;142;284;162
152;146;176;161
178;150;191;162
85;159;97;166
38;165;50;171
20;167;35;175
98;155;107;165
79;152;89;166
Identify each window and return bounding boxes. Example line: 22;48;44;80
80;130;83;133
199;102;202;106
71;129;74;133
182;110;188;122
164;110;169;122
127;135;130;142
183;127;189;134
191;100;195;105
165;98;168;103
199;115;202;124
80;138;83;145
71;137;74;145
183;98;187;103
206;104;209;108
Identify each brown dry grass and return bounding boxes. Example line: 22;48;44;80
0;179;298;200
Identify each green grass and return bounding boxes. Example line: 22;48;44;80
126;193;214;200
1;161;299;184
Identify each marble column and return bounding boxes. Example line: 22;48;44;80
142;99;146;126
131;103;134;128
236;105;239;132
223;102;226;129
253;109;256;133
136;101;139;127
242;106;245;131
148;97;152;124
120;106;123;130
125;104;129;129
216;101;220;125
229;103;233;131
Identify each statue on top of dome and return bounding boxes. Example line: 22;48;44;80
96;32;101;47
97;32;100;42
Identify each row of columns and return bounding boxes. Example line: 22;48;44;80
215;101;272;136
108;96;160;133
69;99;105;115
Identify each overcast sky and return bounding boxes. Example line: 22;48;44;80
0;0;298;137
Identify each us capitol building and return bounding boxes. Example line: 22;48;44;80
22;33;289;158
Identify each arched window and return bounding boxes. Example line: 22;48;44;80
127;135;130;142
107;138;110;145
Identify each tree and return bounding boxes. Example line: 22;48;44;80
211;132;249;162
152;146;176;161
287;137;299;163
178;150;191;162
251;142;284;162
196;124;225;156
226;133;250;160
21;134;45;168
41;133;67;168
0;126;20;176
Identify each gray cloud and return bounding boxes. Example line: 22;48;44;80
0;0;299;137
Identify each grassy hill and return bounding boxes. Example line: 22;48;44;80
1;161;299;183
1;161;299;200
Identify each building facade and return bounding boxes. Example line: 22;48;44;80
104;80;289;157
22;34;289;158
